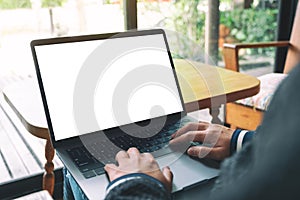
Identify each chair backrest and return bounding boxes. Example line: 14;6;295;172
284;2;300;74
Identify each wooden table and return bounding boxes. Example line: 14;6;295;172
3;79;55;195
174;59;260;122
2;59;260;195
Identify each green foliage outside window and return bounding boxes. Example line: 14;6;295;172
0;0;31;9
0;0;67;9
41;0;66;8
164;1;278;58
169;0;206;46
160;0;206;60
220;8;278;56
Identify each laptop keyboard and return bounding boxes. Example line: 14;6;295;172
67;146;106;179
66;117;192;179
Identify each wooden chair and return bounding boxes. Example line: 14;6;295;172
222;2;300;130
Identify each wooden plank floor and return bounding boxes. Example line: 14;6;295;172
0;75;63;185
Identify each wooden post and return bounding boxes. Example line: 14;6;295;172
205;0;220;65
205;1;222;123
43;139;55;195
209;106;222;124
124;0;137;30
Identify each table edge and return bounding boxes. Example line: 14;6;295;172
3;92;50;140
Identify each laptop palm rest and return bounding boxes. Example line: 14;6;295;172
156;152;219;192
60;149;219;199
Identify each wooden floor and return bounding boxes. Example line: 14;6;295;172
0;75;63;186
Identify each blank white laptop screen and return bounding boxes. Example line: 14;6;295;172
35;34;183;141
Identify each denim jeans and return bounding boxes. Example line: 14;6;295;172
63;167;89;200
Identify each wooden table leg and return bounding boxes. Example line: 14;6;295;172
209;106;222;124
43;139;55;195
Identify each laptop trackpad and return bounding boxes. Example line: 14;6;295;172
156;153;219;192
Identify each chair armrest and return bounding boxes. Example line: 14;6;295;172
223;41;290;72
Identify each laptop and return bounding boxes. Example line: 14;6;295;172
31;29;219;199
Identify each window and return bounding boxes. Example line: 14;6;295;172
138;0;279;76
0;0;124;78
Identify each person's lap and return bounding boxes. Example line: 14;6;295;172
63;167;214;200
63;168;88;200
